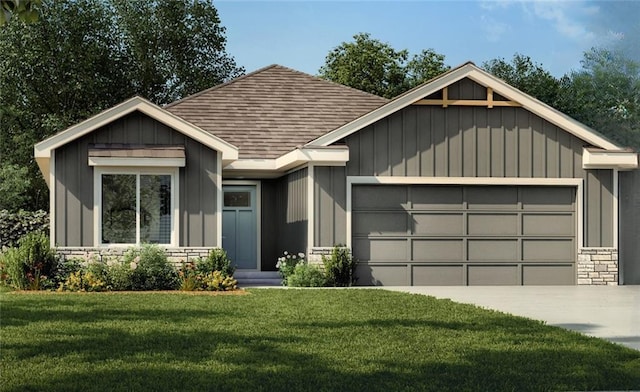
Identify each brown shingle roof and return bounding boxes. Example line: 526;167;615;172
165;65;388;159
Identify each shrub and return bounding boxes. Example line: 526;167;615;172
200;271;238;291
124;244;178;290
0;210;49;248
275;251;304;285
286;263;326;287
195;248;235;277
106;260;134;291
178;262;200;291
0;232;57;290
322;245;357;287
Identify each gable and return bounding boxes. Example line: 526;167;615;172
34;97;238;185
309;63;624;152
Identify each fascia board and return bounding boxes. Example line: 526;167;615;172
307;63;622;152
465;71;621;151
223;148;349;173
582;148;638;170
307;68;470;147
34;97;239;160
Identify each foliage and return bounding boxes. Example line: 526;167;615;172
482;53;562;107
124;244;178;290
557;48;640;149
195;248;235;277
319;33;449;98
0;0;243;211
57;265;108;292
0;209;49;248
322;245;357;287
178;260;238;291
0;232;56;289
2;290;639;391
0;165;31;212
0;0;40;25
275;251;304;286
105;259;134;291
286;263;326;287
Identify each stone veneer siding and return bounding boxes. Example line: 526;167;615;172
56;247;216;266
577;248;618;285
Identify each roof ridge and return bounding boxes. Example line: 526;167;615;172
164;64;280;108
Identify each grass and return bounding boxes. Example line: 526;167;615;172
1;289;639;392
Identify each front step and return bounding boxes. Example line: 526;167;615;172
234;271;282;287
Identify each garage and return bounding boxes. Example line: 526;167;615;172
353;184;576;286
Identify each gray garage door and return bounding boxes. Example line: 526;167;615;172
353;185;576;286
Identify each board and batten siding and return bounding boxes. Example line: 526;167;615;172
620;167;640;284
261;168;308;270
315;85;614;247
54;111;219;247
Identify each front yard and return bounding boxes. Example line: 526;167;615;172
1;289;639;391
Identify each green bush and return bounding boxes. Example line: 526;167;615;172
0;232;57;290
106;260;134;291
0;210;49;248
276;251;304;285
195;248;235;277
322;245;357;287
124;244;178;290
286;263;326;287
57;262;108;292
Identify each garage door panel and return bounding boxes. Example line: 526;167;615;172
411;186;463;209
521;187;575;210
522;265;574;285
467;187;517;209
352;184;576;286
467;214;518;235
468;265;519;285
353;185;407;209
412;239;463;261
353;212;407;235
356;264;408;286
468;239;518;261
413;265;464;285
522;239;573;261
522;214;574;236
353;238;407;261
413;213;463;235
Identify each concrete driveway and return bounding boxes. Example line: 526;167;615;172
384;286;640;351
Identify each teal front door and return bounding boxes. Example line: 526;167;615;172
222;186;257;270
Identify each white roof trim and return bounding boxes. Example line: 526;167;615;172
224;147;349;172
582;148;638;170
34;96;239;163
308;63;622;151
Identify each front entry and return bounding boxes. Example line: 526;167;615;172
222;185;257;270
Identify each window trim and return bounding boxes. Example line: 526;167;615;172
94;167;179;247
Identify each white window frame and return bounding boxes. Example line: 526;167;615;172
94;167;179;247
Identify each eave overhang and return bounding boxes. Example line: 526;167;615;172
583;148;638;170
34;96;239;187
307;62;624;154
223;146;349;174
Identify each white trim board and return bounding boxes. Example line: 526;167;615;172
309;63;622;152
345;176;584;252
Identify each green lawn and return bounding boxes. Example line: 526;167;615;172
1;289;639;392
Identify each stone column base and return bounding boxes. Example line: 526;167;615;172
577;248;618;285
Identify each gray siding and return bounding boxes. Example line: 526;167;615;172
314;166;347;247
54;111;219;247
335;87;614;247
620;168;640;284
260;168;308;270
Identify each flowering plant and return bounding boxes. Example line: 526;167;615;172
275;251;305;285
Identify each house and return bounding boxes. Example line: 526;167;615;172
34;63;640;285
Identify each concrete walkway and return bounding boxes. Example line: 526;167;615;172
384;286;640;351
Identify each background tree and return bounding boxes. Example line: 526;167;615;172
0;0;40;25
319;33;449;98
482;54;561;107
558;48;640;149
0;0;243;211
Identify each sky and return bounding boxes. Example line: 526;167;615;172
215;0;640;77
